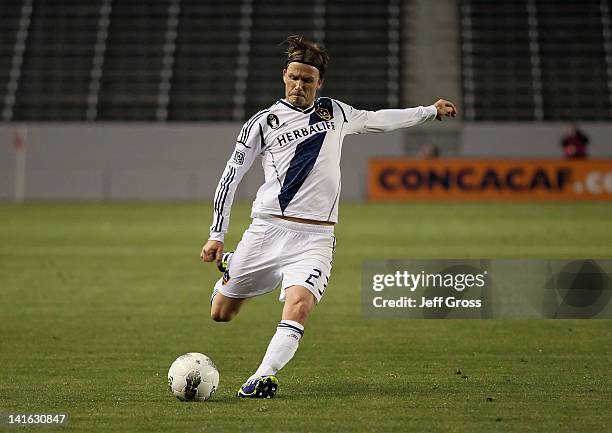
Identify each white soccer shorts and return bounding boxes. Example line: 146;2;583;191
214;215;336;303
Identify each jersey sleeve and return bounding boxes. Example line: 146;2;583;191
209;114;265;242
333;99;438;135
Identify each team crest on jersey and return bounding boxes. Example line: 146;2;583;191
315;107;332;121
232;150;245;165
267;114;281;129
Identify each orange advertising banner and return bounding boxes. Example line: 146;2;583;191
368;159;612;201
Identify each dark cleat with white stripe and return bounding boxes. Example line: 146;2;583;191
237;375;279;399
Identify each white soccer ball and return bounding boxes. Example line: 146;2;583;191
167;352;219;401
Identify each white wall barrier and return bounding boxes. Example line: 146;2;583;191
1;122;610;202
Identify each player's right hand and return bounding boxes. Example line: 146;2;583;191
200;240;224;265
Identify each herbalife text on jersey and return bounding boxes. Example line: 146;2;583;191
276;121;335;146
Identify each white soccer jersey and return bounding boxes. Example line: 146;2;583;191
209;97;437;242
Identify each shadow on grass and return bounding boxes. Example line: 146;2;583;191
233;377;425;401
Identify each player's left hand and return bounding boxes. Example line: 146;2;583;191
200;240;224;265
433;99;457;121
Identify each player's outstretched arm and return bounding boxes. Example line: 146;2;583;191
337;98;458;134
200;240;223;265
433;99;458;121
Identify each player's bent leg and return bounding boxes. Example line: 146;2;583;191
210;220;283;324
210;292;245;322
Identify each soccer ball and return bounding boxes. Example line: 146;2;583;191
167;352;219;401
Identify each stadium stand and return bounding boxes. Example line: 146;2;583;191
0;0;396;122
2;0;611;122
460;0;612;121
537;1;610;120
0;0;23;121
461;0;538;121
97;0;168;121
169;0;241;121
11;0;99;121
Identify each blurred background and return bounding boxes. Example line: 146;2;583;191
0;0;611;202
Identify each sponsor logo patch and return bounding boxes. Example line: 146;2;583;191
267;114;281;129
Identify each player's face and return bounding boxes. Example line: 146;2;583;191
283;62;323;108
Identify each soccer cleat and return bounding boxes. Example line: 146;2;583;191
237;375;279;399
217;251;234;273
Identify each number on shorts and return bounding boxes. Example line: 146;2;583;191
305;268;322;286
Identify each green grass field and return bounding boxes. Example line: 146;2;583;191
1;202;611;433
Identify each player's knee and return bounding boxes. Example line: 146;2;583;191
211;295;244;322
285;297;314;322
296;299;314;317
210;308;233;322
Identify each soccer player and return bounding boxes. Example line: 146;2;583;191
200;35;457;398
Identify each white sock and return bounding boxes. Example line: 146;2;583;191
210;287;219;305
249;320;304;380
